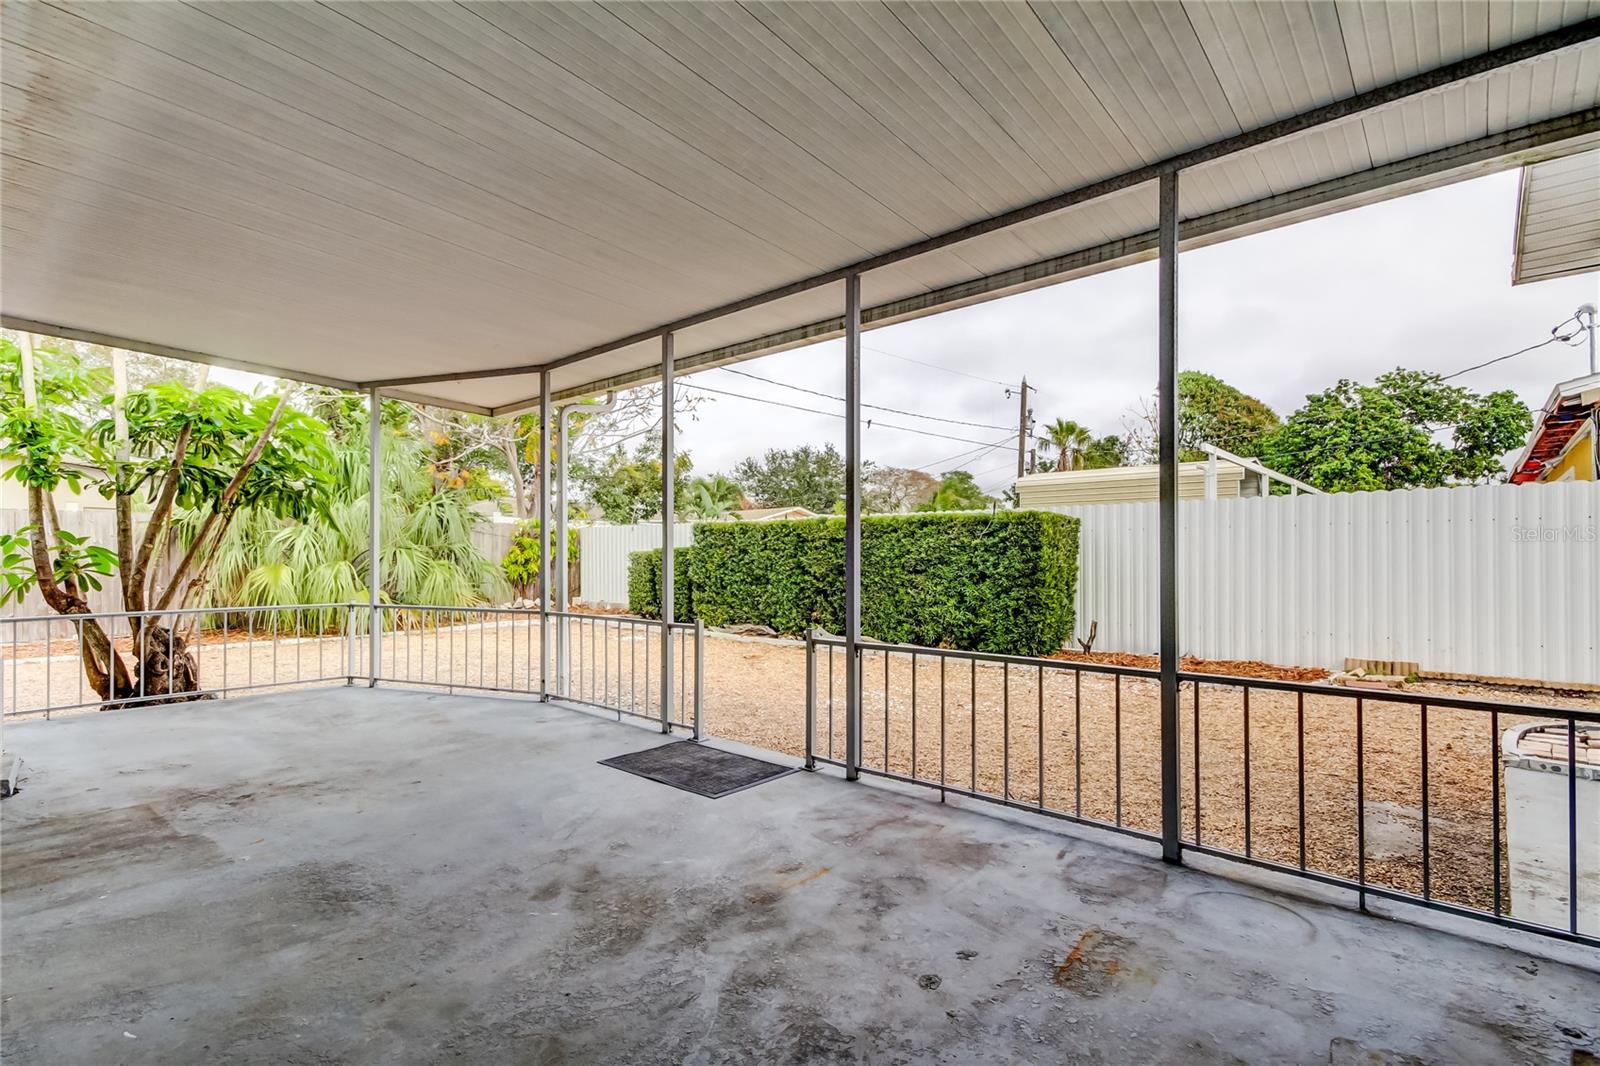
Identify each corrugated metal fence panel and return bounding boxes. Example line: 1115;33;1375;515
1052;482;1599;685
578;523;697;607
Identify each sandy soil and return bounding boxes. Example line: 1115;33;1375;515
8;620;1594;915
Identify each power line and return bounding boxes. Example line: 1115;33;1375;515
913;436;1014;473
677;380;1005;446
717;365;1012;431
863;345;1019;389
1440;318;1588;381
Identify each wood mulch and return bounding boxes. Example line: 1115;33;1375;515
1049;649;1330;682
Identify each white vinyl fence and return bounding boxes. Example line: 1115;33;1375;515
1053;481;1598;685
579;523;696;607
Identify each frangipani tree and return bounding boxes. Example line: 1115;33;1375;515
1;337;333;703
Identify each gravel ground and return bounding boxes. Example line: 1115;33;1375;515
8;620;1595;915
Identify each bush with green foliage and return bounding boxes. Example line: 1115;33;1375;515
627;547;695;622
631;512;1078;656
502;520;578;597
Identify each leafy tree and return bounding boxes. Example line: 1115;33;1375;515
916;470;993;512
1079;434;1127;470
1259;368;1533;492
1175;371;1280;458
862;463;938;513
582;439;692;523
731;444;846;513
1123;372;1281;462
1;337;332;703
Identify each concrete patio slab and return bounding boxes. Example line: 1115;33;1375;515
2;688;1595;1064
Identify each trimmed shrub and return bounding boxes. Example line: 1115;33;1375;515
677;512;1077;656
627;547;695;622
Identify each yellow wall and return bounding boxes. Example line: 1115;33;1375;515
1543;421;1596;482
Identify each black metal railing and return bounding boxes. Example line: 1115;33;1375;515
804;630;1597;946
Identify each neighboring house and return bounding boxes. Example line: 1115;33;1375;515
1510;372;1600;484
1016;460;1247;507
729;506;820;522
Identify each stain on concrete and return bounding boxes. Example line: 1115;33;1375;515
1;803;220;893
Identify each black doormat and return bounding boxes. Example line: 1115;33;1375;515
599;741;797;798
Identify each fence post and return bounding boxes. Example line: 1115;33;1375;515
692;619;704;741
804;629;816;770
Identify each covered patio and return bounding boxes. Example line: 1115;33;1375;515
4;3;1600;1062
4;687;1596;1064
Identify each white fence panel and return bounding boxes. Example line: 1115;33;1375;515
1053;481;1599;685
579;523;696;607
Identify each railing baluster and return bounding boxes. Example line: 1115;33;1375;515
1193;680;1202;845
910;652;918;780
1002;661;1010;802
827;644;835;761
1492;708;1501;917
1356;696;1367;911
1243;685;1252;858
1297;690;1306;872
1114;674;1122;827
1569;713;1579;937
1074;669;1082;818
939;655;946;802
1420;702;1430;900
969;659;977;793
1036;663;1044;810
884;650;891;771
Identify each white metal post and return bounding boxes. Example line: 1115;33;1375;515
1157;171;1182;864
844;275;863;780
538;369;551;701
556;404;569;697
367;387;382;687
660;332;676;734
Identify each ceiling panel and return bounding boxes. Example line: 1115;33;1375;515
1;1;1595;412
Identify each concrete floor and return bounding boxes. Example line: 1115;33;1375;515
2;689;1596;1065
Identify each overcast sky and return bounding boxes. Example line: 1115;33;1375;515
669;168;1597;498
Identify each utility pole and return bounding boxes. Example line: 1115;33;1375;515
1016;377;1031;479
1580;303;1597;375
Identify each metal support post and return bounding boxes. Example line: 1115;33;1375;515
538;370;551;701
1157;170;1183;864
367;387;382;686
844;275;863;780
660;332;676;734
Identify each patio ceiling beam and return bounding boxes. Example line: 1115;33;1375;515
0;314;364;393
363;17;1600;394
482;109;1599;414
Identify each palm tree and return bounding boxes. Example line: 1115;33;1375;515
681;474;743;519
193;411;507;630
1039;418;1093;471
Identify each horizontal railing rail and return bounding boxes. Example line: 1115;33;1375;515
805;630;1597;947
4;604;703;739
2;603;361;718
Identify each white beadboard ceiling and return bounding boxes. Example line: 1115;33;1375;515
1512;147;1600;284
2;1;1598;412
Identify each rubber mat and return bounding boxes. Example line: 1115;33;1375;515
598;741;797;798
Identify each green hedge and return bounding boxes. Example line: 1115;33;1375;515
627;547;695;623
631;512;1077;656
